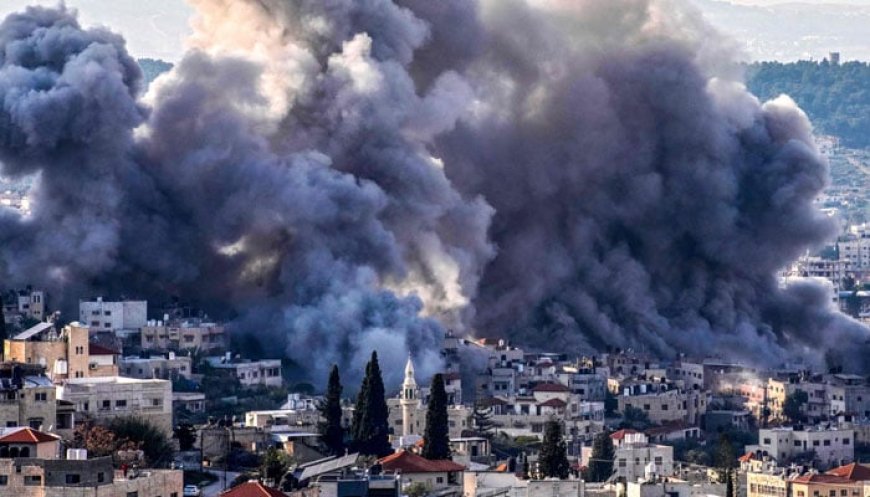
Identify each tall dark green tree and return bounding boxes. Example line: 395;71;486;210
587;430;615;482
351;351;392;457
0;294;7;344
472;401;496;438
422;373;451;460
319;364;345;456
173;423;197;451
538;419;570;479
716;434;736;497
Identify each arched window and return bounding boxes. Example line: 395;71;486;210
9;447;19;458
0;446;9;458
19;447;30;458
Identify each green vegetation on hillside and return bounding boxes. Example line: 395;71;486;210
746;60;870;149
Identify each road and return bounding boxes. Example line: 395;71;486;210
200;469;241;497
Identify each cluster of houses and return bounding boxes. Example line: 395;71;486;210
3;291;870;497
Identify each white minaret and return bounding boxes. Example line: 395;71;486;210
401;355;418;437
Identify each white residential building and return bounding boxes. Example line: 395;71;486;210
581;431;674;483
79;298;147;333
205;354;283;387
56;376;173;436
119;353;193;380
746;426;854;469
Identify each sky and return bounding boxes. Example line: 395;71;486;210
0;0;867;62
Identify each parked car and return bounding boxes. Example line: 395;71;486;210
183;485;201;497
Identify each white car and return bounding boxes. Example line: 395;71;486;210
183;485;201;497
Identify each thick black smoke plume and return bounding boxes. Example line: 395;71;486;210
0;0;866;386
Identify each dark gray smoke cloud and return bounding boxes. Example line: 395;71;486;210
0;0;866;387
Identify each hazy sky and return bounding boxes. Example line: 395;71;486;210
0;0;867;61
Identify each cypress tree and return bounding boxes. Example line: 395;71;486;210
351;351;392;457
539;419;570;479
422;373;451;460
319;364;345;456
0;293;7;344
588;430;615;482
716;434;736;497
472;401;495;438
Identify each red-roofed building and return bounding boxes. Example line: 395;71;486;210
826;463;870;481
220;481;288;497
537;398;567;416
88;343;120;377
379;450;465;491
0;427;60;459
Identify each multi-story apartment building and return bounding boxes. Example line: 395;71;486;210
57;376;173;436
120;353;193;380
204;354;282;387
747;463;870;497
0;363;58;432
141;319;226;352
78;297;147;333
3;323;118;382
617;381;709;425
580;431;673;483
747;427;854;469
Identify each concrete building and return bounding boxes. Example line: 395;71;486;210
627;477;725;497
57;376;173;436
120;353;192;380
141;318;226;352
172;392;206;415
78;298;147;333
746;427;854;469
588;431;674;483
205;354;282;388
463;471;585;497
617;383;709;425
0;363;58;432
0;454;182;497
747;463;870;497
379;450;464;493
0;427;60;459
3;323;91;382
14;289;46;322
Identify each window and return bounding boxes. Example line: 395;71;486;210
24;475;41;486
116;400;127;408
841;491;848;496
824;440;831;446
0;475;7;485
152;398;161;407
92;310;101;316
436;477;444;484
813;440;820;446
844;438;851;445
104;310;112;316
101;400;111;410
34;392;47;402
643;404;651;410
662;404;669;411
794;441;802;447
91;321;100;327
618;459;626;467
98;472;105;483
127;493;139;497
66;474;81;484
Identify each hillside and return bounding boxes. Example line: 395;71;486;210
746;60;870;149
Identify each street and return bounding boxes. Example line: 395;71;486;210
200;469;241;497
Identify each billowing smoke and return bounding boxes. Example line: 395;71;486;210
0;0;866;387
